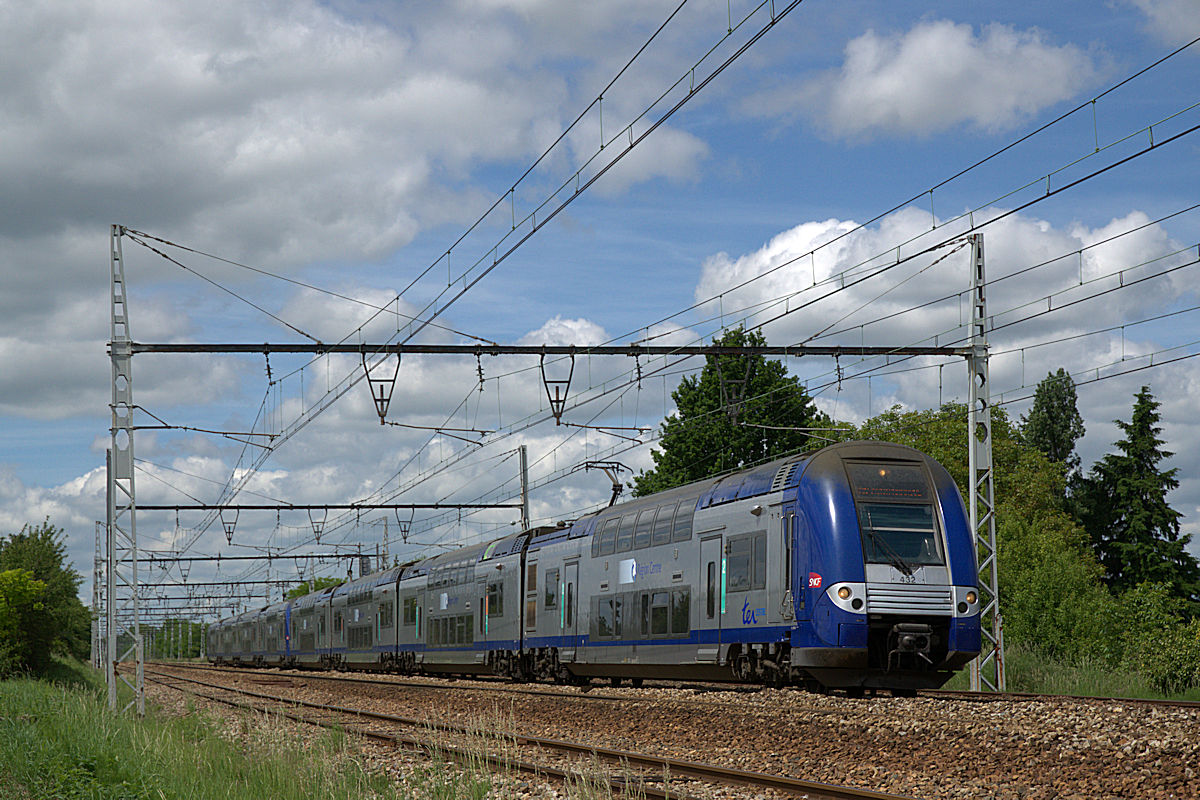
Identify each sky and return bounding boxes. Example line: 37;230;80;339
1;0;1198;615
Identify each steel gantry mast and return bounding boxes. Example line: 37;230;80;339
967;233;1006;691
108;225;144;715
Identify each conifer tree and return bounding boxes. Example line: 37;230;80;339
1023;368;1085;475
1074;387;1200;602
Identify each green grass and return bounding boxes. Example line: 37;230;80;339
0;661;489;800
942;644;1200;700
0;660;652;800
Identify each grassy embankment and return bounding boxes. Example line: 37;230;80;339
0;659;499;800
4;653;1196;800
942;644;1200;700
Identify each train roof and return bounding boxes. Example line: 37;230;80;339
291;583;338;609
260;599;289;615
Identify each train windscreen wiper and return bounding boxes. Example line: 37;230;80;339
867;529;915;577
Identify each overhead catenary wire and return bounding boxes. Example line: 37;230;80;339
122;32;1200;605
143;1;807;553
133;31;1200;532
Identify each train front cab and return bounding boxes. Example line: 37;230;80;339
789;442;982;690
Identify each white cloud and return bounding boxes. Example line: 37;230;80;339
692;205;1200;558
1125;0;1200;46
0;0;724;432
795;20;1100;138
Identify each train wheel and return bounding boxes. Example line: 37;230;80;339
630;678;644;688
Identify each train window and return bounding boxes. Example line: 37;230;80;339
652;503;676;546
487;582;504;617
634;509;654;549
379;601;394;629
544;568;559;608
753;531;767;589
845;462;932;502
565;582;575;627
706;562;716;619
615;515;635;553
672;502;695;542
858;503;944;566
727;532;767;592
671;589;690;635
598;519;618;556
640;594;650;636
651;591;669;635
613;596;624;637
596;598;614;638
526;563;537;592
525;598;537;629
403;597;418;626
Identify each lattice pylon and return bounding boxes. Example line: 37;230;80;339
108;225;144;715
966;233;1006;692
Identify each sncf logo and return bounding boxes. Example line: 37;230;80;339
808;572;822;589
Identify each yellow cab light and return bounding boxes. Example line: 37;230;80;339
837;586;852;600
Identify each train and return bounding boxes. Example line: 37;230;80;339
207;441;982;692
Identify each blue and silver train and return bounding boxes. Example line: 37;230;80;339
207;441;982;691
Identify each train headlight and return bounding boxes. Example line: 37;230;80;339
965;591;977;605
837;586;852;600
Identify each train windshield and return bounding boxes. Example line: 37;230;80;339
845;462;944;571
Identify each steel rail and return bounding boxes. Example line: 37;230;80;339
170;661;1200;711
141;671;689;800
145;665;918;800
922;688;1200;709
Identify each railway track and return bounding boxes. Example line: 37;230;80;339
160;659;1200;710
142;664;916;800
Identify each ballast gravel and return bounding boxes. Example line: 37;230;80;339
147;666;1200;799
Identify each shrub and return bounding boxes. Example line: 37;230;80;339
0;568;47;677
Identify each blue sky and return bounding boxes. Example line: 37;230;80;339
1;0;1198;609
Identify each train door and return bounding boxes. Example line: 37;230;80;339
785;500;811;620
766;506;791;625
698;534;723;662
560;560;579;662
523;558;538;642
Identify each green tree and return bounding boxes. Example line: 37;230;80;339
0;568;47;676
1022;368;1085;474
285;575;345;600
1113;581;1200;692
857;403;1119;661
1073;387;1200;602
633;328;831;495
0;520;90;671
